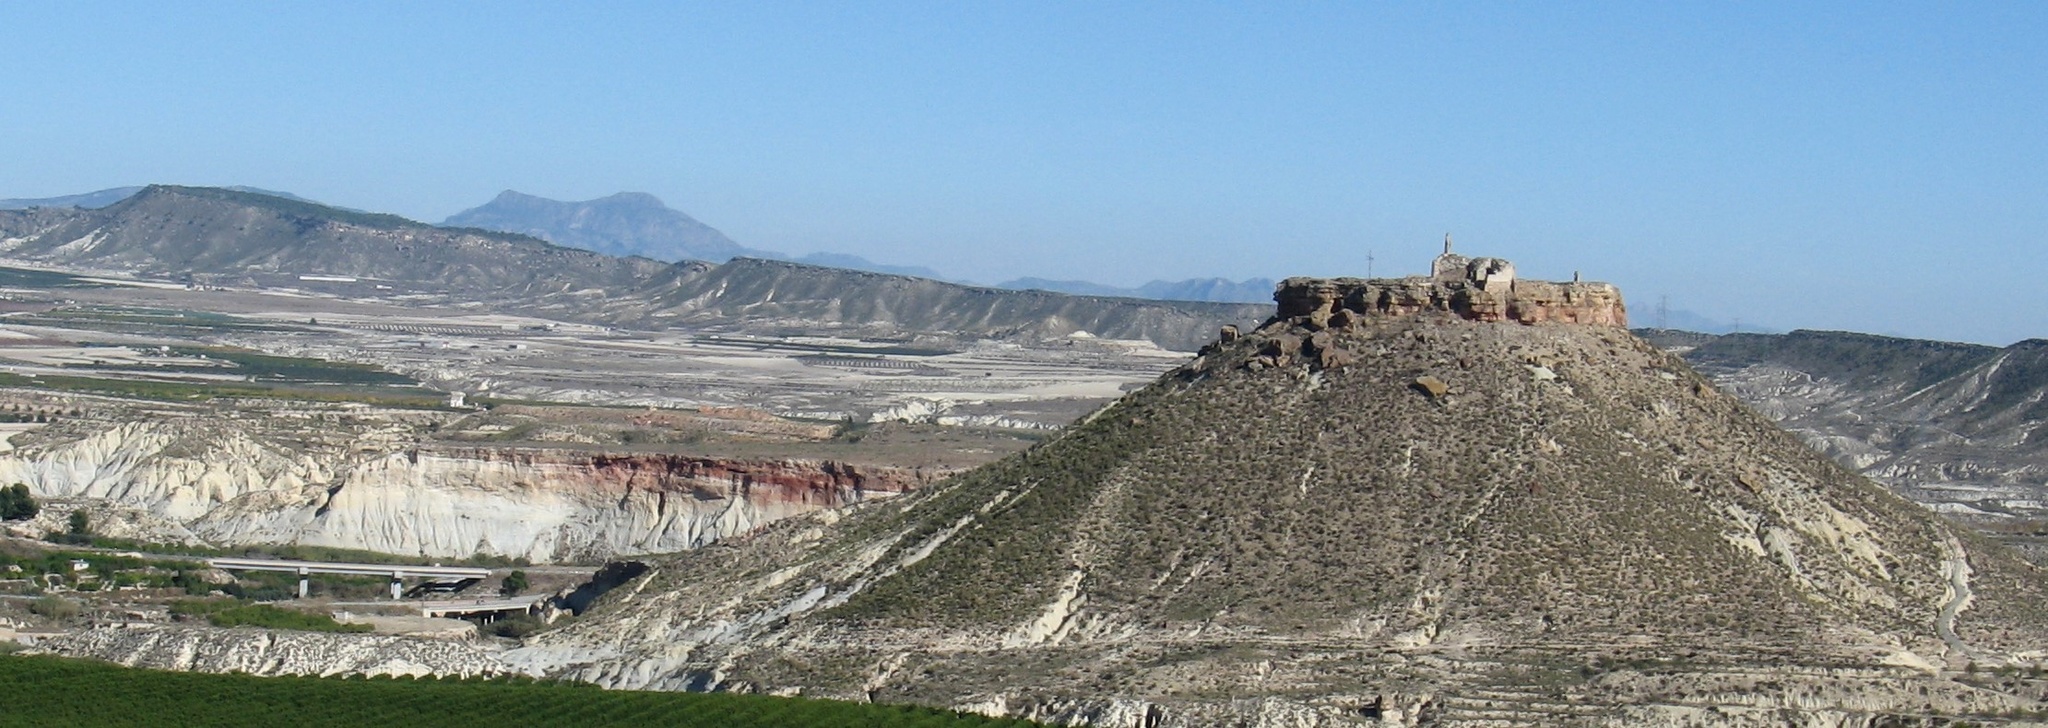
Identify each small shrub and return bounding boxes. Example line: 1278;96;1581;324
171;570;215;596
500;569;529;597
488;615;549;639
43;532;93;546
28;596;80;620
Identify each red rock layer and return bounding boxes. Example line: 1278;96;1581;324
417;447;940;508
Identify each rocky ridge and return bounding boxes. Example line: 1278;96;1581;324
0;185;1262;350
0;185;663;304
630;257;1266;351
1641;329;2048;557
37;626;508;679
494;258;2048;726
0;411;935;563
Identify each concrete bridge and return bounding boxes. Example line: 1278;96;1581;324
208;557;492;600
417;595;548;621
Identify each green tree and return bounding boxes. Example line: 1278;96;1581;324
13;483;34;520
500;569;529;597
67;509;90;536
10;483;35;520
172;570;214;596
0;483;37;520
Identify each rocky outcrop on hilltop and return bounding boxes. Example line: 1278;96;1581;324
0;416;934;563
1272;246;1626;330
505;263;2048;726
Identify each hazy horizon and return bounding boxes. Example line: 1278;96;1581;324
5;3;2043;344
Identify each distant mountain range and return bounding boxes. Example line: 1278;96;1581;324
442;190;762;263
996;276;1275;304
4;185;1777;319
0;185;660;302
441;190;946;281
0;185;1262;349
440;190;1273;303
638;258;1261;349
0;185;340;212
1633;305;1778;335
8;185;1288;307
0;187;145;210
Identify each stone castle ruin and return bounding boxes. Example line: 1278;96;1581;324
1273;236;1627;329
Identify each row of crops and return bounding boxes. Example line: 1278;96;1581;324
0;655;1043;727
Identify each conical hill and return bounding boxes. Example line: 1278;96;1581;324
514;271;2048;726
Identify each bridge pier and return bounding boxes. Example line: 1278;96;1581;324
205;557;493;603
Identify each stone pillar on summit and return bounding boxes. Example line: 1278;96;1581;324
1431;234;1471;284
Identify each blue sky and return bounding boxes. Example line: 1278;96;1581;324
3;3;2044;344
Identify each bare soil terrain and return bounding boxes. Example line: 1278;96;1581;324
497;308;2048;726
0;273;1183;429
1642;329;2048;563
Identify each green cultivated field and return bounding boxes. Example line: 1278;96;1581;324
0;655;1041;727
0;341;447;409
0;371;448;408
0;266;104;289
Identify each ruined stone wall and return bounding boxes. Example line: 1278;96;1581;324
1509;279;1629;326
1272;258;1626;329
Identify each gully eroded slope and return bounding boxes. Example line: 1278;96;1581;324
1644;330;2048;530
0;414;933;563
501;268;2048;726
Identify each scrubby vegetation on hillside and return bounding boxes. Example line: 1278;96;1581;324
540;313;2048;723
804;316;2020;643
167;600;369;633
1684;329;1997;393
